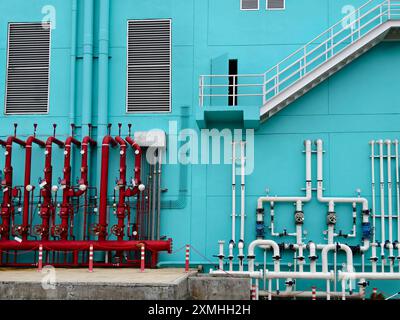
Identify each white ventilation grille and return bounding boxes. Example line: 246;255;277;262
267;0;285;9
127;19;171;113
241;0;259;10
5;23;51;114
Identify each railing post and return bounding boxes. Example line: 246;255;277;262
262;73;267;105
233;75;237;106
330;28;334;57
276;65;280;95
388;0;391;20
199;76;204;107
303;47;307;76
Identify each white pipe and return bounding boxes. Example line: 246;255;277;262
238;240;244;272
371;244;378;273
395;140;400;248
218;240;225;271
228;241;234;272
259;290;364;299
240;141;245;242
379;140;386;261
231;142;236;245
248;239;280;272
316;139;370;252
370;140;376;243
296;224;304;272
307;242;317;273
257;140;312;209
321;243;353;273
386;140;394;255
339;272;400;280
316;139;369;211
209;270;263;278
263;271;334;280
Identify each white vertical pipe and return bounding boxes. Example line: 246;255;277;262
218;241;225;271
326;280;331;300
371;140;376;244
386;140;393;247
379;140;386;267
232;141;236;244
240;141;245;242
395;140;400;246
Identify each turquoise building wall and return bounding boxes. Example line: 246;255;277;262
0;0;399;296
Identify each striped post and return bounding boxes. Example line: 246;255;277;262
250;284;257;300
88;244;94;272
37;244;43;272
140;244;145;272
185;245;190;272
312;286;317;300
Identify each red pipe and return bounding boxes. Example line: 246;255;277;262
0;239;172;252
74;136;97;197
39;136;64;240
98;135;117;240
20;136;46;240
115;136;128;241
125;136;143;196
1;136;26;240
58;136;81;240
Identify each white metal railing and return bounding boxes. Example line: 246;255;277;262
199;0;400;108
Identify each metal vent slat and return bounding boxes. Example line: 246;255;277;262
127;19;171;113
5;22;50;114
267;0;285;9
241;0;259;10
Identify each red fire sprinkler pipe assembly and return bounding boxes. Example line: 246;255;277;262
98;129;117;241
19;124;46;240
38;124;65;241
58;125;81;240
1;124;26;240
115;132;128;241
0;124;172;268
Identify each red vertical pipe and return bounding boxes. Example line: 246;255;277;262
40;137;64;241
22;136;46;240
98;135;117;240
1;136;26;240
115;136;127;241
59;137;81;240
74;136;97;197
125;136;142;189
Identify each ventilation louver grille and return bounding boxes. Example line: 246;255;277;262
241;0;259;10
5;23;51;114
267;0;285;9
127;19;171;113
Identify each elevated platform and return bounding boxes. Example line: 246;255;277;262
0;268;196;300
196;105;260;129
0;268;251;300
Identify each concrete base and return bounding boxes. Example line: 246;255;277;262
188;274;251;300
0;268;251;300
0;268;195;300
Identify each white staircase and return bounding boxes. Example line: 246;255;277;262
260;0;400;122
199;0;400;123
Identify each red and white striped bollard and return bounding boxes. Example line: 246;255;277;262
312;286;317;300
140;244;145;272
37;244;43;272
88;244;94;272
185;245;190;272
